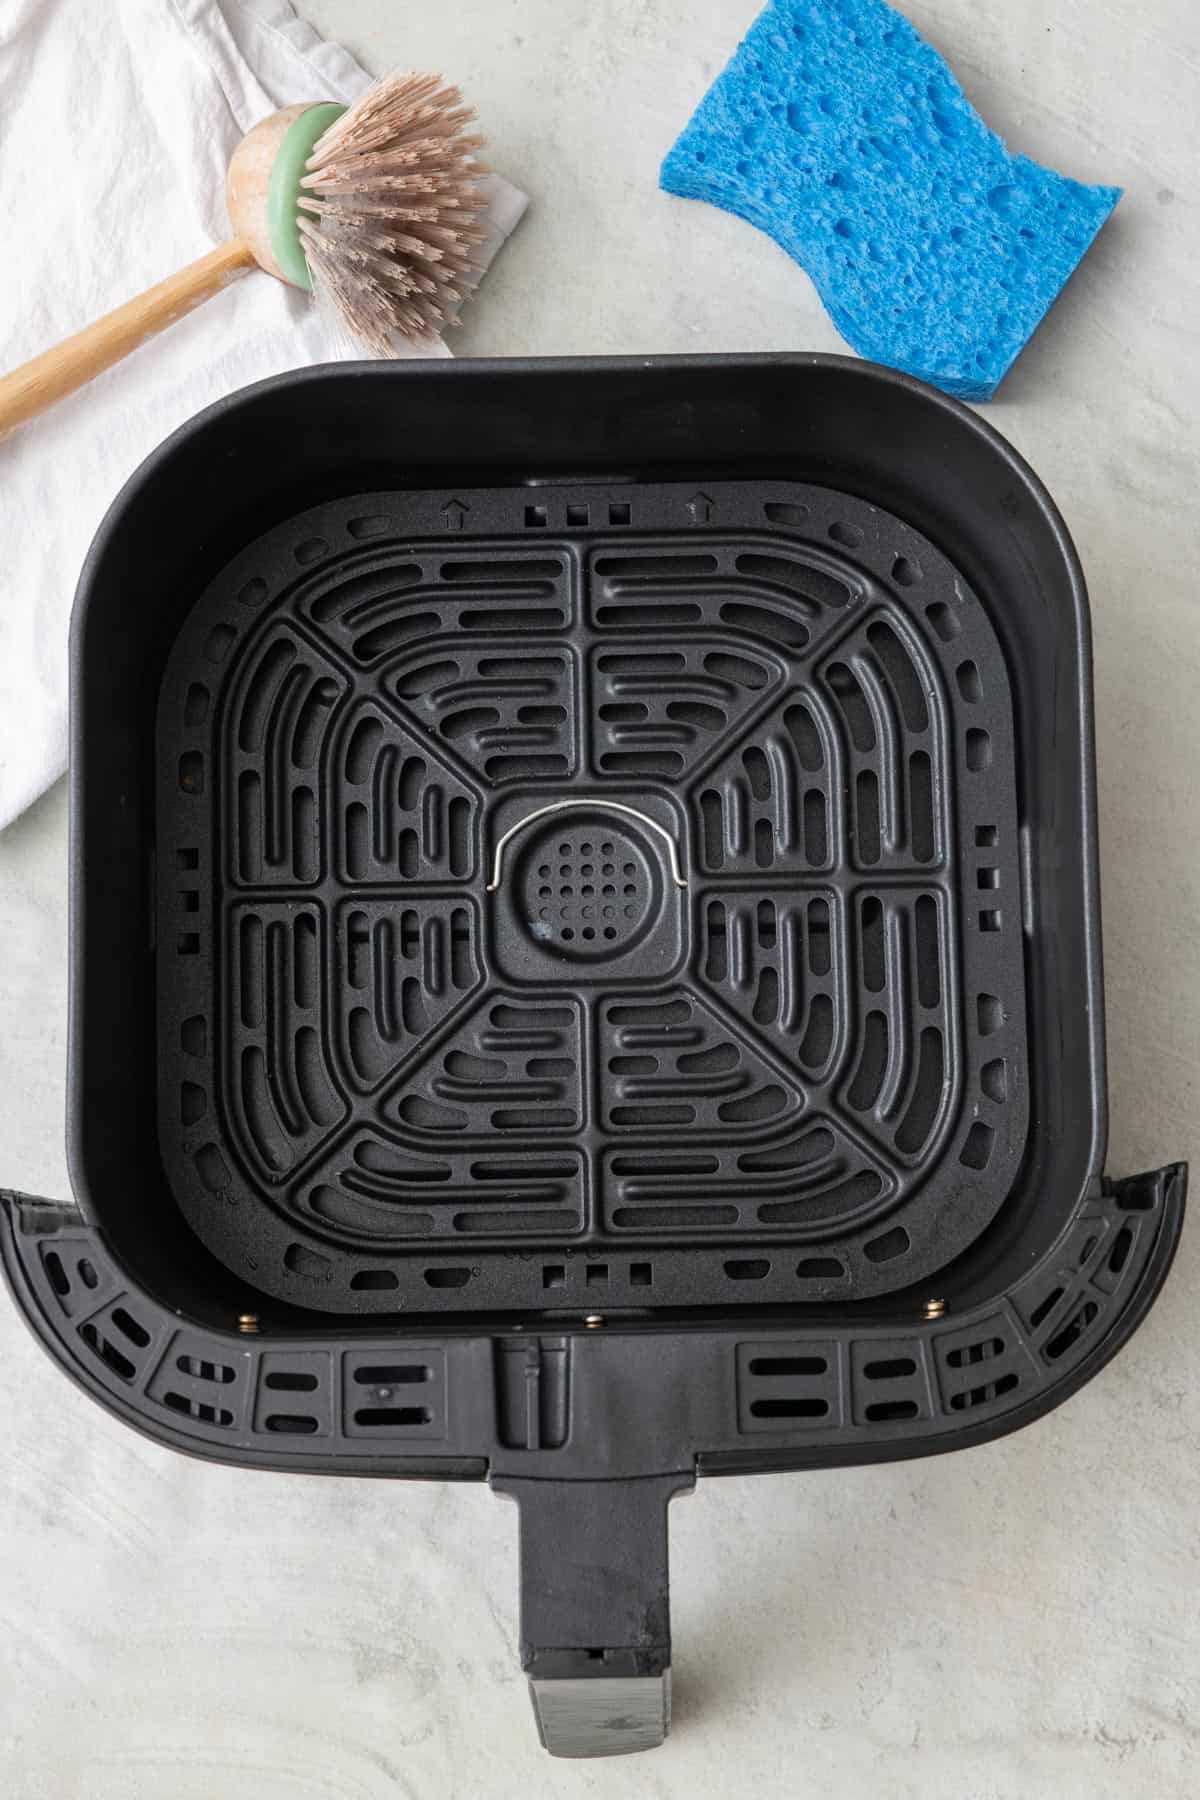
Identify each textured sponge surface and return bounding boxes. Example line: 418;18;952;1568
660;0;1120;399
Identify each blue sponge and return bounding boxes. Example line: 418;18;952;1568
660;0;1120;399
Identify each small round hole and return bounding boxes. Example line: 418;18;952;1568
583;927;596;940
602;841;614;854
604;927;617;940
562;928;574;941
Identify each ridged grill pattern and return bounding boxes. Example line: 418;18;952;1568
157;481;1027;1310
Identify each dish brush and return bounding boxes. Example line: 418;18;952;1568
0;72;487;433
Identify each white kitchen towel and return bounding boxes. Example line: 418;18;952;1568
0;0;526;831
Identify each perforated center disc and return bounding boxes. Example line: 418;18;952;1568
516;815;659;957
156;478;1028;1313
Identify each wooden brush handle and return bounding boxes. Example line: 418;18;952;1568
0;240;259;435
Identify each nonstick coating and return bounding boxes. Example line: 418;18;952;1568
64;355;1107;1330
154;475;1027;1313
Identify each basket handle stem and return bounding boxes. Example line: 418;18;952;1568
493;1473;692;1758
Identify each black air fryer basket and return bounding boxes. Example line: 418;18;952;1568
2;355;1184;1757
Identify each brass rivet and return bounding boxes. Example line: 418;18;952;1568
237;1312;260;1334
923;1297;946;1321
584;1313;606;1329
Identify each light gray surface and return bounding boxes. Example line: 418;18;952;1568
1;1;1198;1793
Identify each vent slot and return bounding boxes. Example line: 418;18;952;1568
864;1398;920;1422
749;1355;827;1376
750;1397;829;1419
354;1407;431;1428
163;1393;234;1427
960;1121;995;1169
946;1337;1003;1368
1045;1299;1099;1363
1029;1284;1065;1329
79;1323;136;1382
1107;1224;1133;1275
43;1250;70;1298
796;1257;845;1279
177;1354;235;1384
353;1364;428;1385
111;1307;151;1347
863;1356;916;1381
350;1269;399;1291
950;1372;1019;1411
863;1225;909;1265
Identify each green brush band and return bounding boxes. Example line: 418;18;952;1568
266;102;347;290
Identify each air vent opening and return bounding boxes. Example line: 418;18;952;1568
264;1413;320;1435
354;1407;432;1428
1045;1299;1099;1363
353;1364;428;1386
750;1397;829;1419
864;1398;920;1422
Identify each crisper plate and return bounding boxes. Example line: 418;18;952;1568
156;478;1027;1311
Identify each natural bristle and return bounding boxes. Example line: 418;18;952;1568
297;72;488;351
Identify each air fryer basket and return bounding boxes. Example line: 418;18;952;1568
1;355;1184;1758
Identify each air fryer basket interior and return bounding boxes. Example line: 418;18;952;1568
69;354;1104;1326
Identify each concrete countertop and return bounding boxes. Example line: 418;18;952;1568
1;2;1196;1794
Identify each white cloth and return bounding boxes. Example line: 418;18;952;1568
0;0;526;830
